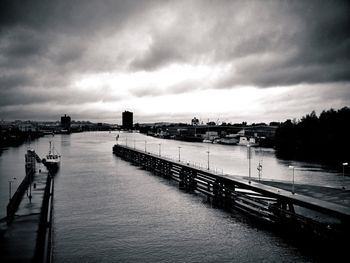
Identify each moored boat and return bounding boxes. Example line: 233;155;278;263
238;136;259;147
43;141;61;172
216;134;239;145
216;137;239;145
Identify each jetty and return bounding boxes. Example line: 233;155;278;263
0;149;54;263
113;144;350;240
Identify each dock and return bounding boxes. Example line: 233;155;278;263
0;150;54;263
113;144;350;240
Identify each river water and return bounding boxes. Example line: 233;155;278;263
1;131;349;262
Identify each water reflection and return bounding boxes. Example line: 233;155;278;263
117;131;349;188
0;131;348;262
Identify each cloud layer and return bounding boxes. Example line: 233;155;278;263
0;0;349;122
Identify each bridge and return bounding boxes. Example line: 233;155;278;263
113;144;350;241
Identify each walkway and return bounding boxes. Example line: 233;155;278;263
0;169;48;262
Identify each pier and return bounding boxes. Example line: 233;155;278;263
113;144;350;241
0;150;54;263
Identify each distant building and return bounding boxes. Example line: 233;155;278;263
61;114;71;131
122;111;133;130
191;117;199;126
18;123;37;132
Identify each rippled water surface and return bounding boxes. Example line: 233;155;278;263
1;132;348;262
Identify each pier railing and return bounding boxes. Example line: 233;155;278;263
34;172;54;263
6;150;36;224
113;144;350;240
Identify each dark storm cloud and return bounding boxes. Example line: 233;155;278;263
131;0;350;88
0;0;159;113
0;0;350;120
0;73;34;89
0;86;123;107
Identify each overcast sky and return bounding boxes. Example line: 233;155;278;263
0;0;349;124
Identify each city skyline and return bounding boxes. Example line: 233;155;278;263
0;0;349;124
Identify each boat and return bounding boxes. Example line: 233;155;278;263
216;137;239;145
238;136;259;147
216;134;239;145
44;141;61;172
176;135;203;142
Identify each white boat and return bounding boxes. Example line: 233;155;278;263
215;134;239;145
217;137;239;145
238;136;259;147
45;141;61;170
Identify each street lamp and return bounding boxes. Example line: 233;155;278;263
134;139;136;149
159;143;161;156
289;165;295;194
207;149;210;170
145;140;147;152
126;137;128;147
178;146;181;162
8;177;17;201
342;162;348;189
247;145;251;184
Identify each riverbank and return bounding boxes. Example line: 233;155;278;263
0;130;44;150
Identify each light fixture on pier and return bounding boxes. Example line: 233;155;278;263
247;144;251;184
8;177;17;202
342;162;348;189
178;146;181;162
288;165;295;194
207;148;210;170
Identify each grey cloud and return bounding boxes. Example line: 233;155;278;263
0;0;158;76
221;0;350;87
131;0;350;88
0;73;35;89
130;87;165;98
258;84;350;120
0;104;112;122
0;0;350;121
131;40;184;71
129;80;201;98
0;86;123;107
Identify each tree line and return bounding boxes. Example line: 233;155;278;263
275;107;350;166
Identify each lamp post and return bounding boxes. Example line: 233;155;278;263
126;137;128;147
289;165;295;194
342;162;348;189
159;143;161;156
8;177;17;202
178;146;181;162
145;140;147;152
207;149;210;170
134;139;136;149
257;163;262;181
247;145;251;184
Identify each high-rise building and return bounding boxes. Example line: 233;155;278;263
122;111;133;130
61;114;71;131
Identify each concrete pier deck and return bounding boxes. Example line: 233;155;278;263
253;179;350;207
0;169;49;262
